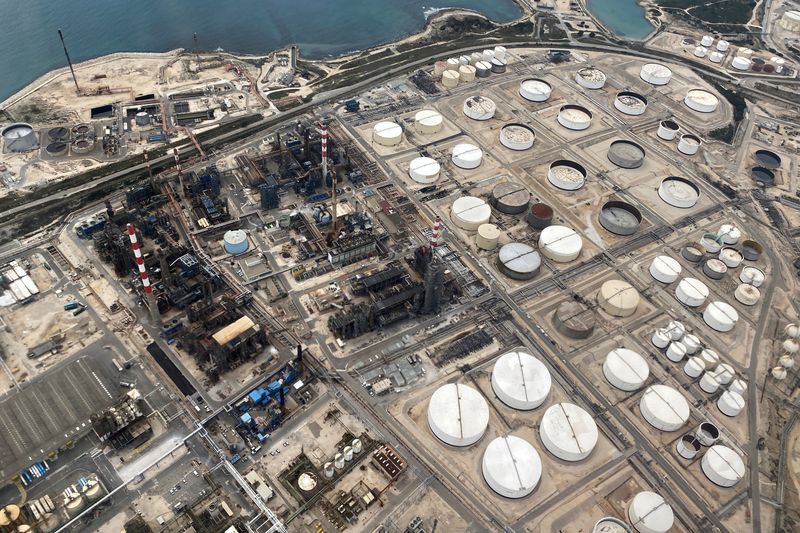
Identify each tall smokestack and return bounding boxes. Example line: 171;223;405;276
58;30;81;94
127;224;161;325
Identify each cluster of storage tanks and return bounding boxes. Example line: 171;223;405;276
726;44;788;74
690;35;731;65
433;46;508;88
322;438;363;478
769;323;800;381
655;115;703;157
427;350;599;500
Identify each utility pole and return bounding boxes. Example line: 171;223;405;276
58;29;81;94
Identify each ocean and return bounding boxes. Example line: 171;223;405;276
0;0;521;102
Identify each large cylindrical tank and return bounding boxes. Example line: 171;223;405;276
224;229;249;255
717;39;730;51
696;421;720;446
497;242;541;280
718;223;741;244
490;57;507;73
451;143;483;169
71;137;95;154
741;239;763;261
703;301;739;332
666;320;685;341
700;349;720;369
372;121;403;146
482;435;541;499
575;67;606;89
640;385;689;431
608;140;645;169
415;109;443;134
548;160;586;190
476;224;500;251
451;196;491;231
493;46;506;60
649;256;681;283
427;383;489;447
442;70;460;88
731;56;752;71
492;350;551;409
599;201;642;236
475;60;491;78
527;203;553;230
683;334;700;354
657;120;680;140
597;279;640;317
676;277;709;307
694;46;708;58
463;96;496;120
540;225;583;263
540;402;598;461
702;445;745;487
640;63;672;85
490;182;530;214
684;89;719;113
557;105;592;130
709;51;724;63
409;156;440;184
519;79;552;102
628;492;674;533
446;57;460;70
614;91;648;116
554;300;595;340
1;123;38;152
700;35;714;47
499;123;535;151
603;348;649;391
83;479;105;503
678;134;701;155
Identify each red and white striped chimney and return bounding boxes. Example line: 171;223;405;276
127;223;160;323
430;216;442;249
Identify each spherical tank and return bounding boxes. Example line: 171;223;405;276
657;120;680;141
409;156;441;184
784;323;800;339
640;385;690;431
658;177;700;208
414;110;443;134
1;123;38;152
557;105;593;130
491;350;551;409
608;140;646;169
539;225;583;262
614;91;648;116
575;67;607;89
539;402;598;461
482;435;542;498
548;160;587;190
527;203;553;230
702;445;745;487
640;63;672;85
427;383;489;446
499;123;535;151
603;348;650;391
463;96;496;120
717;390;745;417
599;201;642;236
677;134;702;155
476;223;501;251
735;284;760;305
490;182;530;214
703;258;728;280
675;277;709;307
372;121;403;146
553;300;596;339
784;339;799;354
628;491;674;533
442;70;460;88
459;64;477;82
451;143;483;169
451;196;491;231
519;79;552;102
497;243;541;280
741;239;763;261
650;255;681;283
597;280;640;318
703;301;739;332
685;89;719;113
224;229;249;255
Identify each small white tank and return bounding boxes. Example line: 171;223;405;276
700;35;714;47
739;266;765;287
735;284;760;306
677;434;702;459
476;223;500;251
783;339;800;354
343;446;354;461
494;46;507;60
684;357;706;378
334;453;345;470
779;355;795;369
718;224;740;243
652;328;671;349
666;342;687;362
731;56;752;71
697;422;721;446
459;55;470;65
694;46;708;58
683;334;701;354
699;372;721;393
352;438;362;454
729;379;747;396
713;363;735;385
773;366;788;380
717;40;730;52
718;390;745;416
459;65;477;82
323;462;334;478
700;349;720;369
482;49;494;62
666;320;685;341
709;52;724;63
785;323;800;338
446;57;460;70
657;120;680;140
678;134;701;155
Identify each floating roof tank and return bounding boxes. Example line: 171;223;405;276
497;243;541;280
539;225;583;262
628;492;674;533
608;140;646;169
463;96;496;120
603;348;650;391
718;390;745;416
640;63;672;85
753;149;781;169
650;256;681;283
696;421;720;446
700;233;724;254
658;177;700;208
593;517;633;533
414;110;443;134
677;134;701;155
677;434;702;459
527;203;553;230
451;196;491;231
499;123;535;151
451;143;483;169
599;201;642;236
676;277;709;307
224;229;249;255
540;402;598;461
482;435;542;498
597;280;640;318
427;383;489;446
719;247;743;268
490;182;530;214
703;301;739;332
1;123;38;152
409;156;440;184
491;350;551;409
735;283;760;305
639;384;690;431
614;91;648;116
519;79;552;102
684;89;719;113
702;445;745;487
741;239;763;261
718;223;741;244
657;120;680;140
575;67;607;89
548;160;586;190
703;258;728;280
557;105;593;130
554;300;595;339
476;223;501;251
681;245;705;263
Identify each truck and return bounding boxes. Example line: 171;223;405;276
72;306;87;316
63;301;79;311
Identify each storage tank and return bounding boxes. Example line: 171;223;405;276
597;280;640;318
718;390;745;417
657;120;680;140
47;126;69;141
557;105;592;130
731;56;752;71
718;223;741;244
46;141;68;156
490;182;530;214
451;143;482;169
735;283;760;305
741;239;763;261
784;339;800;353
652;329;671;349
628;492;674;533
614;92;648;116
717;39;730;51
773;366;788;380
539;225;583;262
459;64;476;82
666;320;685;341
676;277;709;307
640;63;672;85
446;57;460;70
575;67;606;89
593;518;633;533
666;342;687;363
729;378;747;396
779;355;795;368
658;177;700;208
681;245;705;263
409;156;440;184
470;52;484;64
494;46;507;60
334;453;345;469
0;505;20;525
482;49;495;62
519;79;552;102
458;55;470;65
678;134;701;155
476;224;501;251
427;383;489;446
553;300;596;339
603;348;649;391
490;57;507;73
677;434;702;459
703;301;739;332
548;160;586;190
702;445;745;487
712;363;735;385
475;60;492;78
684;89;719;113
700;35;714;47
491;350;551;409
539;402;598;461
451;196;491;231
599;201;642;236
649;256;681;283
703;258;728;280
135;112;150;126
482;435;542;498
463;96;496;120
694;46;708;58
700;349;720;368
442;70;460;88
607;140;646;169
719;248;743;268
697;421;720;446
224;229;249;255
323;462;334;478
784;323;800;338
352;438;362;454
527;203;553;230
683;334;701;354
709;51;724;63
372;121;403;146
343;446;354;461
1;123;38;152
700;233;724;254
414;110;443;134
433;61;447;77
499;123;535;150
684;357;706;378
497;243;541;280
83;478;104;503
64;494;86;518
640;385;690;431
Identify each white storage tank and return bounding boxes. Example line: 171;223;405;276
614;91;648;116
343;446;354;461
409;156;440;184
717;39;730;51
658;177;700;208
459;64;476;82
476;223;501;251
694;46;708;58
334;453;345;470
539;402;598;461
490;57;507;74
699;372;721;393
678;134;701;155
640;384;690;431
702;445;745;487
683;334;701;354
700;348;720;368
427;383;489;446
451;196;491;231
463;96;496;120
666;320;685;341
684;357;706;378
497;242;541;280
470;52;483;64
458;55;470;65
597;279;640;318
372;121;403;146
677;434;702;459
519;79;552;102
482;435;542;499
713;363;735;385
719;248;743;268
557;105;593;130
718;390;745;417
475;60;492;78
628;492;674;533
709;51;724;63
735;283;760;306
446;57;460;70
640;63;672;85
491;350;551;410
676;277;709;307
575;67;607;89
603;348;650;391
700;233;724;254
701;35;714;47
414;110;443;134
548;160;586;190
482;49;495;62
779;354;795;369
685;89;719;113
657;120;680;141
649;256;681;283
731;56;752;71
718;224;741;244
703;301;739;332
784;323;800;339
224;230;249;255
697;421;721;446
539;225;583;263
451;143;483;169
729;379;747;396
352;438;362;454
493;46;507;60
322;461;333;477
652;329;671;349
442;70;460;88
666;341;687;363
499;123;535;151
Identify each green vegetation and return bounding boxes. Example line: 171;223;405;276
657;0;757;31
341;48;394;70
